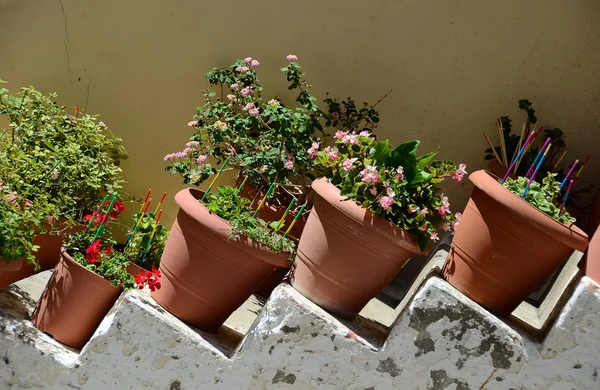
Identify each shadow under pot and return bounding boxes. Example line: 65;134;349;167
150;188;292;332
291;177;423;320
31;249;123;349
442;170;588;317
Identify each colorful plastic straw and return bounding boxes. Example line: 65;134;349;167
514;127;543;172
274;197;297;232
200;157;230;202
501;130;537;183
560;159;579;190
558;179;574;217
141;209;163;264
253;182;275;218
153;192;167;215
92;194;117;242
283;203;307;239
550;150;568;173
525;137;550;179
125;198;152;249
522;143;551;198
236;176;248;194
86;194;109;230
574;153;591;182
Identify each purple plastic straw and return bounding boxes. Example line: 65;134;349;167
501;131;537;183
559;179;574;217
525;137;551;179
560;160;579;190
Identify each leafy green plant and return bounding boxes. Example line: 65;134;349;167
0;82;128;221
164;55;326;200
484;99;566;178
123;212;168;270
315;130;465;252
502;173;575;224
204;186;295;259
0;185;58;267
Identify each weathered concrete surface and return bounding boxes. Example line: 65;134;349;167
0;274;598;389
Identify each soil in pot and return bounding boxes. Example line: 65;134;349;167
442;170;588;316
150;188;291;332
291;178;422;320
31;249;123;349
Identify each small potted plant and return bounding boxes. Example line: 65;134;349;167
163;55;325;239
291;125;465;319
31;197;159;349
151;185;294;331
443;160;588;315
0;82;127;288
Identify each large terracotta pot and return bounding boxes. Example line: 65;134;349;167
151;188;292;332
442;170;588;316
31;249;123;349
291;178;422;320
582;226;600;284
236;178;308;297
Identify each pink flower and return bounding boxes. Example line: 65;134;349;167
186;141;200;148
190;172;201;182
286;54;298;61
386;187;395;197
343;132;359;145
452;212;462;232
370;187;378;196
452;163;468;183
342;158;357;172
409;206;419;214
396;166;404;180
235;66;249;73
240;87;252;97
227;94;237;102
420;224;428;232
307;142;320;159
230;83;239;91
419;208;428;215
379;195;395;212
174;151;187;159
325;146;339;161
268;99;280;106
438;196;451;216
359;130;371;137
243;103;259;116
188;120;198;128
430;232;439;242
334;130;348;140
196;155;207;164
359;165;380;184
244;57;253;64
442;222;451;232
250;59;260;69
248;107;259;117
163;153;174;161
284;160;294;170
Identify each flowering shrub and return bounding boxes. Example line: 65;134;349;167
164;55;325;199
315;133;466;252
503;173;575;224
0;82;127;221
63;199;160;289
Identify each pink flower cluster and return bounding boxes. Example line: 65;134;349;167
244;57;260;69
240;87;252;97
196;154;207;164
342;158;358;172
286;54;298;61
243;103;259;117
235;66;249;73
307;141;320;159
188;120;198;128
379;195;395;213
163;151;188;161
438;196;450;216
451;163;467;182
325;146;339;161
284;159;294;170
230;83;239;91
359;165;380;184
334;130;360;145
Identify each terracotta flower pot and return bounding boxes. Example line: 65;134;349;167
31;249;123;349
442;170;588;316
581;226;600;285
291;178;422;320
487;160;514;179
150;188;291;332
125;262;146;278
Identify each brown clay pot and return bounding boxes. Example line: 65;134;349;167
126;262;146;278
581;226;600;284
31;249;123;349
291;178;422;320
442;170;588;316
150;188;292;332
487;160;515;180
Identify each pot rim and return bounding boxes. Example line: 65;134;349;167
174;188;292;268
311;177;423;255
60;248;124;291
470;170;588;251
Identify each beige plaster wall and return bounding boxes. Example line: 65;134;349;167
1;0;599;229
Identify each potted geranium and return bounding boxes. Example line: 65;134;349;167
0;82;127;288
151;185;294;331
291;129;465;319
31;197;160;349
443;169;588;316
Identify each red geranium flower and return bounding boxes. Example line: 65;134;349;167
110;200;126;218
134;266;162;291
83;214;103;226
134;271;147;290
85;239;102;264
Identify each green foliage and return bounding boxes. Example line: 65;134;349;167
0;185;58;267
124;212;168;270
204;186;295;260
164;56;326;199
484;99;566;178
0;82;127;220
502;173;575;224
315;132;463;253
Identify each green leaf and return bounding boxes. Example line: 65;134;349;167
416;148;439;169
416;233;428;254
387;140;420;183
372;140;391;166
